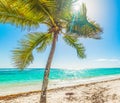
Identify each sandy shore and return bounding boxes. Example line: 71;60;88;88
0;75;120;103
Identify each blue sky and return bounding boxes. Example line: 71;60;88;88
0;0;120;69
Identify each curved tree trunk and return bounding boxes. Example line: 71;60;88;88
40;33;58;103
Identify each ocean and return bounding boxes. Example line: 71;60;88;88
0;68;120;85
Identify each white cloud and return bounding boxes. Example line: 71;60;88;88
95;58;120;62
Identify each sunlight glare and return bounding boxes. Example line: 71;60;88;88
73;0;83;12
72;0;103;20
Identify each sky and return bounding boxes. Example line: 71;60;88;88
0;0;120;69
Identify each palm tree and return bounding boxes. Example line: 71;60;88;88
0;0;102;103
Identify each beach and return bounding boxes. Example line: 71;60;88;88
0;75;120;103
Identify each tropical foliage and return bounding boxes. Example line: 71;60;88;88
12;33;52;69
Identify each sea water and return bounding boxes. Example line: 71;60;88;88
0;68;120;84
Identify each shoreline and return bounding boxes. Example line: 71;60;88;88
0;74;120;96
0;75;120;102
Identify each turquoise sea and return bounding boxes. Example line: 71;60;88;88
0;68;120;84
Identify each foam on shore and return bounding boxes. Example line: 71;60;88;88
0;74;120;96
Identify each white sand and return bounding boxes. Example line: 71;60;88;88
0;75;120;103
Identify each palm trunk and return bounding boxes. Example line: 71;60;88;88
40;33;58;103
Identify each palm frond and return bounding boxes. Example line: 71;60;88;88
36;34;53;52
25;0;56;13
12;32;52;69
63;34;86;58
22;0;56;26
51;0;80;29
80;3;87;19
66;3;103;39
55;0;76;22
0;0;47;28
79;21;103;39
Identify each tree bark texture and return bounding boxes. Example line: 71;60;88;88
40;33;58;103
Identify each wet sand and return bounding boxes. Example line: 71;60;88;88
0;76;120;103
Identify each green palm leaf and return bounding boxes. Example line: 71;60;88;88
66;3;103;39
12;32;52;69
23;0;56;26
55;0;77;23
25;0;56;13
55;0;72;17
63;34;86;58
0;0;47;28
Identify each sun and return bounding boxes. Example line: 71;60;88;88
73;0;83;12
72;0;103;19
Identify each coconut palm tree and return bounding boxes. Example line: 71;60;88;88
0;0;102;103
